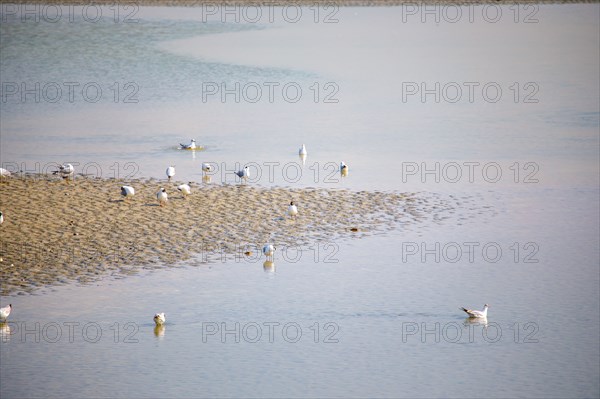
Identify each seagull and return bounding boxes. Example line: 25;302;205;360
0;304;11;321
180;139;197;150
177;183;192;198
166;166;175;181
299;144;307;156
263;244;275;261
0;168;11;178
157;188;168;207
236;166;250;182
287;201;298;218
202;163;213;175
153;313;166;326
461;304;489;318
54;163;74;181
120;186;135;200
0;211;3;225
340;161;348;177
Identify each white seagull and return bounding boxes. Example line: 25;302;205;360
340;161;348;177
166;166;176;181
0;304;12;321
263;244;275;261
0;211;3;225
180;139;197;150
236;166;250;182
0;168;11;178
54;163;74;181
202;163;213;175
157;188;168;207
461;304;489;318
153;312;166;326
177;183;192;198
299;144;307;156
287;201;298;218
120;185;135;200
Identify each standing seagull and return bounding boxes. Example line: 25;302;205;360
166;166;176;181
0;304;11;321
236;166;250;183
287;201;298;219
153;313;166;326
461;304;489;318
180;139;197;150
202;163;212;175
177;183;192;199
263;244;275;261
120;186;135;200
157;188;168;207
0;211;3;225
54;163;74;181
299;144;307;156
340;161;348;177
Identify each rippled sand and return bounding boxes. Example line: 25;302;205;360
0;174;488;295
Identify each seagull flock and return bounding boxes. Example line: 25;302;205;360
0;141;490;327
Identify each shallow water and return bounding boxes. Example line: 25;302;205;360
1;4;599;398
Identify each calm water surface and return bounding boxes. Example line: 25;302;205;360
0;5;598;398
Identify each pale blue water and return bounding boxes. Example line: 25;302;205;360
1;4;599;398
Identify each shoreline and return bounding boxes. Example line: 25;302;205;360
0;174;469;295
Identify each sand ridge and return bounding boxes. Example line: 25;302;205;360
0;173;477;295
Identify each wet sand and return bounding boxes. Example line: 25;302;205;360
0;174;472;295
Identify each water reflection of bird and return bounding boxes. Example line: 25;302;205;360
463;317;488;328
263;244;275;261
154;324;166;338
0;304;12;321
263;260;275;274
153;312;166;326
461;304;489;318
180;139;197;150
0;322;11;342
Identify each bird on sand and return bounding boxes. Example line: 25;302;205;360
177;183;192;198
54;163;74;181
287;201;298;218
157;188;168;207
120;186;135;200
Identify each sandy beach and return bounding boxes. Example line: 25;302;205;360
0;174;472;295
